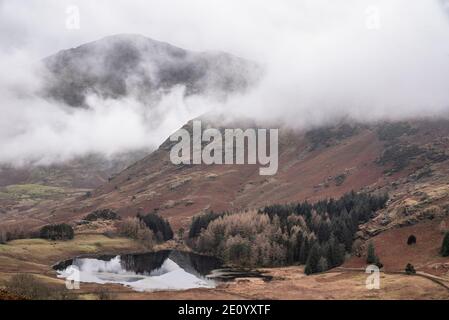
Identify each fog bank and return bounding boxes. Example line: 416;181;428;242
1;0;449;165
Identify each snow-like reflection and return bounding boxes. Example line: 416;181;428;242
55;250;221;292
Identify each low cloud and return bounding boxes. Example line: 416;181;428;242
0;49;213;165
219;0;449;128
1;0;449;165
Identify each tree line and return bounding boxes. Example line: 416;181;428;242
189;191;388;274
137;212;173;242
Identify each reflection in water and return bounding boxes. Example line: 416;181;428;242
54;250;222;292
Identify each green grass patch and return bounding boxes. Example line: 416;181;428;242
0;184;66;200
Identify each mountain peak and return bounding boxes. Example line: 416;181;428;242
42;34;261;107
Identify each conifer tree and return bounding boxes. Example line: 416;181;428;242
318;257;329;273
441;233;449;257
305;243;321;275
366;241;377;264
405;263;416;275
299;237;309;265
327;235;345;267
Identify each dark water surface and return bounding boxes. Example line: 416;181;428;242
55;250;271;292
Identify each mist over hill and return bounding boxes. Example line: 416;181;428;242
2;1;449;301
3;1;449;166
42;34;261;107
0;34;261;167
0;34;261;188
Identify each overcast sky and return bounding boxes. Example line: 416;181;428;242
1;0;446;60
1;0;449;165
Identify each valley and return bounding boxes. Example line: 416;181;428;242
1;118;449;300
1;28;449;301
0;232;448;300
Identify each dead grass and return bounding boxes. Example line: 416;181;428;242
98;267;449;300
0;234;447;300
0;184;66;200
347;218;449;278
0;234;145;280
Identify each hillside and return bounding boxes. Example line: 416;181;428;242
1;118;449;299
3;1;449;302
0;151;149;189
0;34;262;215
3;118;449;237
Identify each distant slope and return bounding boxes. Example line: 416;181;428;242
0;151;148;189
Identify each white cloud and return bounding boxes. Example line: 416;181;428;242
1;0;449;165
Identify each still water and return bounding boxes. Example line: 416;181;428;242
54;250;223;292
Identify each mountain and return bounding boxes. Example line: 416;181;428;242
5;118;449;237
1;116;449;302
0;35;261;199
2;36;449;283
42;34;262;107
0;35;262;230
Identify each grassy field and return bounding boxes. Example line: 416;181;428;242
0;233;149;299
0;184;67;200
76;267;449;300
0;234;145;282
